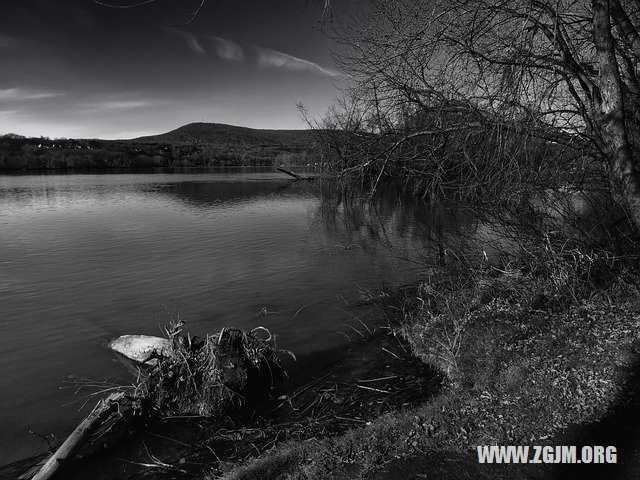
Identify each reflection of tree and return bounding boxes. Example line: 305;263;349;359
313;185;488;268
313;183;605;268
159;179;308;208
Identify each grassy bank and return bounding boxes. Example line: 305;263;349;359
212;240;640;479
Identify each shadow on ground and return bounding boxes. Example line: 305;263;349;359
373;352;640;480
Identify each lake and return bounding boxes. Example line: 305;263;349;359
0;168;445;464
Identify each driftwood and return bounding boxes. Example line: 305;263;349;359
16;325;284;479
27;392;128;480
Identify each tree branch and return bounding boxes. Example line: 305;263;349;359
93;0;159;8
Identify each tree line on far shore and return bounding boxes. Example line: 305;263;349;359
0;132;317;171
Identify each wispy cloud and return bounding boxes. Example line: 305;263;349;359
171;30;337;76
174;30;244;62
254;47;340;77
79;100;154;110
0;88;65;101
0;35;19;49
175;30;206;56
98;129;159;140
209;36;245;62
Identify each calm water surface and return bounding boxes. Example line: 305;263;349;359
0;168;441;464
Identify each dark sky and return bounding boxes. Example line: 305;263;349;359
0;0;342;139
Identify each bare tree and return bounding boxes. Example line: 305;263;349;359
322;0;640;226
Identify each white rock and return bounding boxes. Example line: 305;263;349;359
109;335;173;364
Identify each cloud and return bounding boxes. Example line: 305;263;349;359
209;36;245;62
0;88;65;101
174;30;245;62
254;47;340;77
79;100;153;110
97;129;159;140
171;30;336;76
0;35;19;49
175;30;206;56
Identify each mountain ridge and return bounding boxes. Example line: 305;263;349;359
133;122;313;145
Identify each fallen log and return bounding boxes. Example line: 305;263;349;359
28;392;127;480
277;167;302;180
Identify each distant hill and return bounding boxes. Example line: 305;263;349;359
135;122;313;146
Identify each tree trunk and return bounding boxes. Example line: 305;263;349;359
592;0;640;227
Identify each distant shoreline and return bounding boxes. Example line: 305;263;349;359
0;165;318;174
0;122;318;171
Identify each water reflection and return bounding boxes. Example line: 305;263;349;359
314;185;497;271
158;179;298;208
